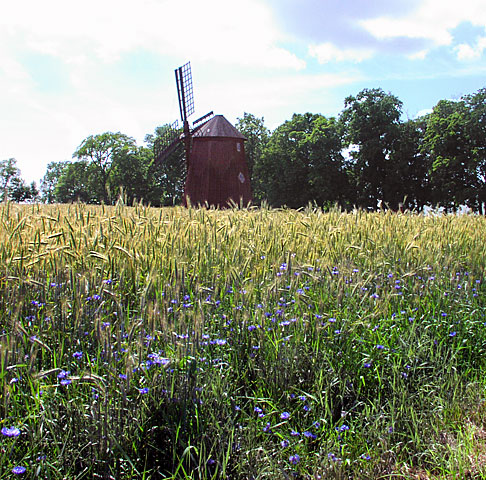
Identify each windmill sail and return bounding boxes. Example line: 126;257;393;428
154;120;182;165
175;62;195;124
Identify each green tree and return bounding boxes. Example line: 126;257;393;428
389;117;431;211
423;99;479;210
55;161;94;203
340;88;403;209
0;158;38;202
73;132;138;204
145;125;186;206
257;113;349;208
235;113;270;203
463;88;486;210
40;161;70;203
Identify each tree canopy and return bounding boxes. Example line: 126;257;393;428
6;85;485;212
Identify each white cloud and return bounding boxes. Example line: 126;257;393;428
455;37;486;60
360;0;486;51
1;0;304;70
308;42;373;63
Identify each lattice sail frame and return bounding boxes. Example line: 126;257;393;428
175;62;195;124
154;120;181;163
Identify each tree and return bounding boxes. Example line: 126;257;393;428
235;113;270;203
463;88;486;210
0;158;38;203
340;88;403;209
256;113;349;208
423;99;479;210
109;146;154;205
145;125;186;206
389;117;431;211
55;161;94;203
40;161;70;203
73;132;138;204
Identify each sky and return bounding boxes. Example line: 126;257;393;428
1;0;486;185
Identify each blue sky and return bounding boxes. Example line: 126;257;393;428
1;0;486;184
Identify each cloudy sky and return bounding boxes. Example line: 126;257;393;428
1;0;486;184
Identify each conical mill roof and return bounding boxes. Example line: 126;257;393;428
193;115;246;139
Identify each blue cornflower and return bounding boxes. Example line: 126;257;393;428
336;424;349;432
2;426;20;437
289;454;300;465
280;411;290;420
12;466;26;474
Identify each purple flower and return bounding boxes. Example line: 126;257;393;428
12;466;26;474
73;351;83;359
290;429;300;436
2;426;20;437
280;411;290;420
139;387;149;394
449;331;457;337
336;424;349;432
289;454;300;465
60;379;72;386
376;344;385;350
281;439;289;448
303;431;316;439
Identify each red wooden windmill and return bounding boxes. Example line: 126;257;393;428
154;62;252;207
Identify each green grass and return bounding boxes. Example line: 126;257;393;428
1;202;486;479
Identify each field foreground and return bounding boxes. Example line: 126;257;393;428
1;203;486;479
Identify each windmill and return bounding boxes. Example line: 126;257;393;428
154;62;252;207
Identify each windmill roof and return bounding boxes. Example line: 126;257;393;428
193;115;246;139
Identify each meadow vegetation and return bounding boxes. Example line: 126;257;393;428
1;202;486;479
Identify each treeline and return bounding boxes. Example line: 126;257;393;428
3;86;485;211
